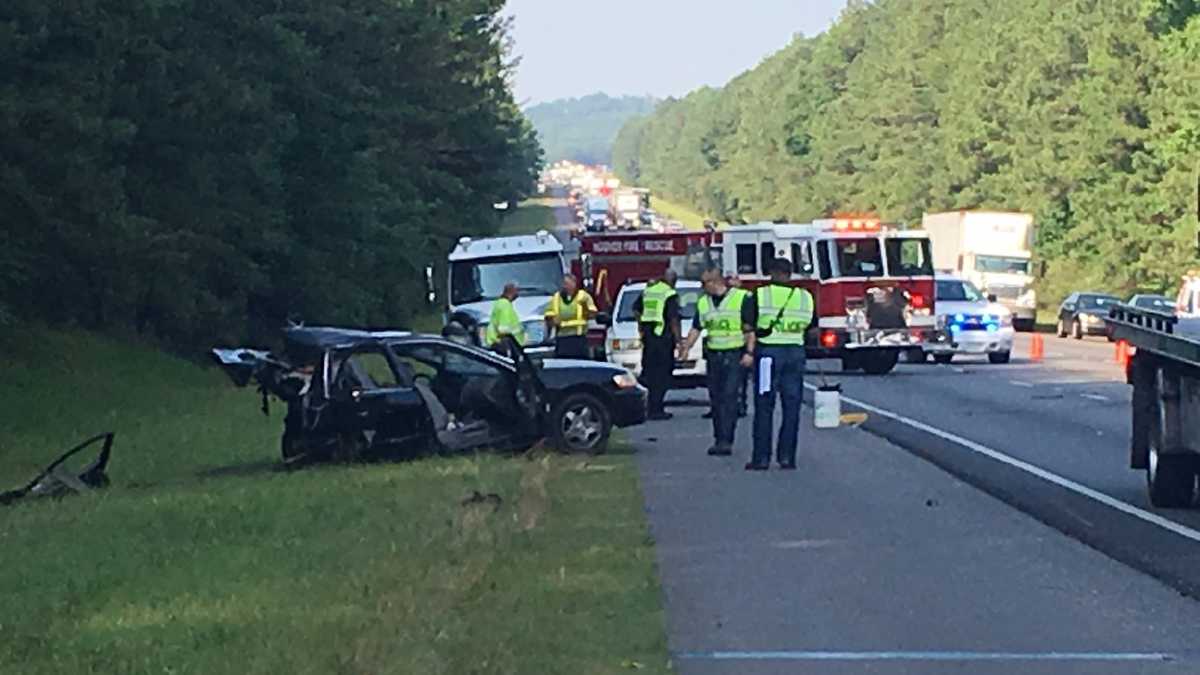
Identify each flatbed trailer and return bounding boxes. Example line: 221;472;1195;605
1108;304;1200;507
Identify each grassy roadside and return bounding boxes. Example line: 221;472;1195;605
650;196;709;231
498;198;560;235
0;328;671;674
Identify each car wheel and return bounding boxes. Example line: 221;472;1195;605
988;351;1011;364
933;353;954;365
550;392;611;454
1072;319;1083;339
1056;319;1068;338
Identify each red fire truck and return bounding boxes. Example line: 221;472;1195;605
716;216;938;374
570;216;939;373
571;229;716;358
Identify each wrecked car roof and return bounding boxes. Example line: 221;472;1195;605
284;326;413;350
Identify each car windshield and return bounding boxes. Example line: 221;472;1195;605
615;287;701;323
833;238;883;277
936;279;984;302
1078;294;1119;310
885;238;934;276
975;255;1030;274
1133;295;1173;310
450;253;562;304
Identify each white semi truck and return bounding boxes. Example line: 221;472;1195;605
922;210;1038;331
439;231;566;355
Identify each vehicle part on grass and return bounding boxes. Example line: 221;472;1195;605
1;433;115;506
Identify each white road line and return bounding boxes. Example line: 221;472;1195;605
1009;380;1034;388
1081;393;1110;402
804;383;1200;545
676;650;1176;662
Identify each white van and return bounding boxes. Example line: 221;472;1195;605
606;281;706;388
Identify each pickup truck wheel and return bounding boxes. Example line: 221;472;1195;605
550;392;611;454
988;351;1011;364
861;351;899;375
1072;319;1083;340
933;353;954;365
1056;319;1068;338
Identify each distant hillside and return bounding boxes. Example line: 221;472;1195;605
525;93;658;165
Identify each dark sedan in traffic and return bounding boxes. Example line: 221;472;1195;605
1056;292;1120;339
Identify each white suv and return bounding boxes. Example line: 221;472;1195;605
925;274;1015;364
606;281;706;388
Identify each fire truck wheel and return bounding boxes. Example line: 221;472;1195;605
860;351;899;375
840;355;861;372
933;354;954;365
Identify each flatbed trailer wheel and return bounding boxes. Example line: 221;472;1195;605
1146;368;1197;508
860;351;899;375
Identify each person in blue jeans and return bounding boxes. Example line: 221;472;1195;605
745;258;815;471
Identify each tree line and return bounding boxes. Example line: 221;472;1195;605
525;93;658;166
612;0;1200;305
0;0;541;351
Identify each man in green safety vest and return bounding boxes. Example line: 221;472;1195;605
486;281;525;358
544;273;597;359
744;257;814;471
678;268;754;456
633;269;681;420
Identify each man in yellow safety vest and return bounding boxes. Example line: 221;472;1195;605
745;258;814;471
678;268;754;456
486;281;525;358
633;269;681;420
544;273;597;359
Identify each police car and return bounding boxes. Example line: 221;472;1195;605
606;280;707;388
923;273;1015;364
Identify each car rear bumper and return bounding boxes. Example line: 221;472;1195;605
610;387;647;427
925;329;1014;355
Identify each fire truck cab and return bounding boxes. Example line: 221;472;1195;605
720;217;938;375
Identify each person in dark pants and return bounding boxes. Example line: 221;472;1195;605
703;273;750;421
744;258;814;471
544;273;597;359
678;268;754;455
633;270;681;420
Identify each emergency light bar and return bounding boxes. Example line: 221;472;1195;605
832;217;881;231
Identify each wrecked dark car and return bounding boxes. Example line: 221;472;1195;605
213;327;647;464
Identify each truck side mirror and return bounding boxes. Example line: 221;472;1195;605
987;294;998;303
424;266;436;305
595;312;612;327
1037;260;1048;278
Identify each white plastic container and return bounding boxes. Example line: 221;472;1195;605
814;384;842;429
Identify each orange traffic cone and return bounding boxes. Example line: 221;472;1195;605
1029;334;1045;362
1116;340;1130;367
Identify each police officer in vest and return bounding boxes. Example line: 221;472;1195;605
545;273;597;359
633;269;681;420
678;268;753;455
486;281;525;358
745;258;814;471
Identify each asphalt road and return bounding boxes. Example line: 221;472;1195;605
626;334;1200;673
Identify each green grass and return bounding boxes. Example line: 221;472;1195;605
498;198;560;235
0;328;671;674
651;196;709;231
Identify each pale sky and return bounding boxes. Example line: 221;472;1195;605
503;1;849;105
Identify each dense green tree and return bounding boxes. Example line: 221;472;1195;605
616;0;1200;305
0;0;540;350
